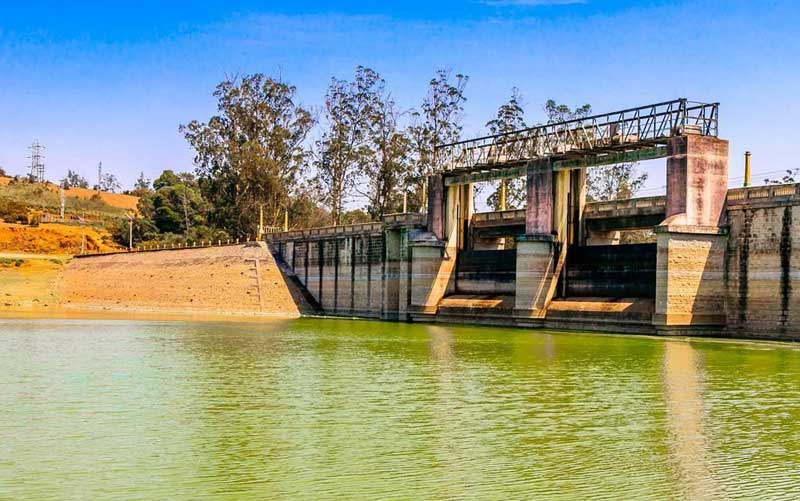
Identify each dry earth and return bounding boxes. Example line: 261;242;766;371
0;255;65;311
56;244;310;317
0;222;120;254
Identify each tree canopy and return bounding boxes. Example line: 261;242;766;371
181;74;315;236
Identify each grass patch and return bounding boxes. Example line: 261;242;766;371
0;180;129;219
0;258;25;267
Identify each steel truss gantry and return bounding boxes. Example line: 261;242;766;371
436;98;719;179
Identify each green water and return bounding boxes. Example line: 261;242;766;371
1;318;800;500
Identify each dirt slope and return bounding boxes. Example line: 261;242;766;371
0;222;120;254
56;244;310;317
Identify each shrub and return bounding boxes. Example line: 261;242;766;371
0;199;29;223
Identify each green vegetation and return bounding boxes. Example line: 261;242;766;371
117;170;228;245
0;258;25;267
0;178;128;221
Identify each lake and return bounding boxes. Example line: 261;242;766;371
1;318;799;499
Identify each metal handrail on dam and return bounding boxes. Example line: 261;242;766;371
266;212;426;243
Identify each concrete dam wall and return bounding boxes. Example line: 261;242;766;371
726;200;800;338
271;184;800;341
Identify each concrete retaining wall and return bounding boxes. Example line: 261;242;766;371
274;230;416;319
726;204;800;339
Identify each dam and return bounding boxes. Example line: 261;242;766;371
267;98;800;340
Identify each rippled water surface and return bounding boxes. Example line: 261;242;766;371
2;318;800;499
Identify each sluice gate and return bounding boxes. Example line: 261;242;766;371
268;99;800;339
563;243;656;298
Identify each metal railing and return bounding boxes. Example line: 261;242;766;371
266;213;426;242
436;98;719;171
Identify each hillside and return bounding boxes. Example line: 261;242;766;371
0;177;137;254
0;176;139;216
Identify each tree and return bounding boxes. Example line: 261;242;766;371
407;69;468;210
287;184;330;230
543;99;592;123
484;88;527;211
314;67;378;225
0;166;6;177
61;169;89;189
352;68;410;220
137;170;209;236
181;74;315;236
96;172;122;193
132;172;151;196
544;100;647;202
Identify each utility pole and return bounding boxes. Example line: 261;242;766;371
283;208;288;231
59;184;66;221
28;140;45;182
126;213;134;250
97;162;103;189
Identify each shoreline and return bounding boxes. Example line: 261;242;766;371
4;309;800;350
0;306;300;324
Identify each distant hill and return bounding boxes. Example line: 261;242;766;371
0;176;139;212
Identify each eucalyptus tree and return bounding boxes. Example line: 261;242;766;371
181;74;315;236
314;66;379;225
355;70;410;220
484;88;528;210
407;69;468;210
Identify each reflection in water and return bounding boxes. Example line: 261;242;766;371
426;324;456;366
2;319;800;499
662;340;722;499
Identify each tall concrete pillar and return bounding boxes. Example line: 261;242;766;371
570;169;587;245
665;135;729;227
426;174;444;240
515;158;558;321
655;135;730;332
409;176;467;319
525;159;553;235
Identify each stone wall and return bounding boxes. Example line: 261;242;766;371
726;204;800;339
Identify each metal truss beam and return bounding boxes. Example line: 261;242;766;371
436;98;718;173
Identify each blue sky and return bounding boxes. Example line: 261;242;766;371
1;0;798;196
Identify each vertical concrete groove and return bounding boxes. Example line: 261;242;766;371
780;206;793;329
318;241;324;308
334;239;340;313
738;209;752;325
380;233;386;318
351;237;356;313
